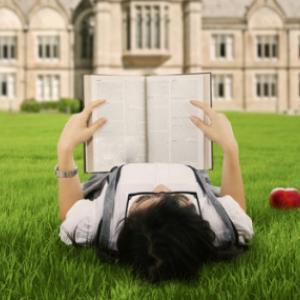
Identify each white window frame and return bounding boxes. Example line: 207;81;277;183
36;75;60;101
0;73;16;99
37;35;60;61
0;36;17;61
212;74;233;101
211;34;234;60
124;2;170;52
256;35;278;60
255;74;277;100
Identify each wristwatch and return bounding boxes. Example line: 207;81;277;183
54;164;78;178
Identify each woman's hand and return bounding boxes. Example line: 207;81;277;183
57;99;107;152
189;100;238;153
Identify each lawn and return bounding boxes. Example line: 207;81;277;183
0;111;299;300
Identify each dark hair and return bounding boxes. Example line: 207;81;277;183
116;193;245;283
65;194;247;283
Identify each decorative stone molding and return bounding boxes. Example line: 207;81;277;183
29;0;69;22
245;0;286;21
0;0;26;26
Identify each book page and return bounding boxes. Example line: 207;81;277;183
85;75;146;172
146;73;212;169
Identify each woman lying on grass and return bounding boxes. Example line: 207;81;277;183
56;99;254;283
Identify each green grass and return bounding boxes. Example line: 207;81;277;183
0;111;300;300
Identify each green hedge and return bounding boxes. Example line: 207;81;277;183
20;99;41;113
20;98;82;114
40;101;60;111
58;98;82;114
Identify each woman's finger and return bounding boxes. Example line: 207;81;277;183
83;99;106;117
190;100;215;120
190;116;215;142
190;115;212;135
84;117;107;140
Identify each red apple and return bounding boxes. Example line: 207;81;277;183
269;188;300;209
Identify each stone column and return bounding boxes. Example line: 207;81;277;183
183;0;202;73
93;0;111;73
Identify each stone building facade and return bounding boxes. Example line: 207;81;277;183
0;0;300;112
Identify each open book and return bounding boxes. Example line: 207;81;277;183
84;73;213;173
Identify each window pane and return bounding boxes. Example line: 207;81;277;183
164;7;169;49
220;43;226;57
44;76;50;100
154;7;160;48
3;45;8;58
218;82;224;97
136;7;143;49
53;44;58;58
11;45;15;58
8;75;15;98
146;7;151;49
53;37;59;58
264;44;269;57
36;76;43;100
227;36;233;59
212;76;217;98
225;75;232;99
81;17;94;60
126;7;131;50
39;44;43;58
257;44;262;58
263;83;269;96
256;82;261;97
271;83;276;97
2;81;7;96
52;76;60;100
81;21;88;58
46;45;51;58
272;43;277;58
89;34;94;59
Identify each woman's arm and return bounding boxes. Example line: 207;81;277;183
57;146;82;221
220;145;246;210
57;99;107;221
189;101;246;211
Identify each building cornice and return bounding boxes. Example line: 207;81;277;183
203;15;300;30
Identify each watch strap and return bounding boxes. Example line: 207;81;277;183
54;164;78;178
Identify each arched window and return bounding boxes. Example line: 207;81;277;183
80;15;94;60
